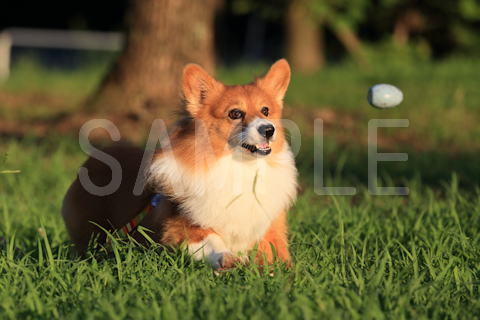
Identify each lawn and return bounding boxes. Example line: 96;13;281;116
1;57;480;319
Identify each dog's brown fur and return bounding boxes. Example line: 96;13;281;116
62;60;296;269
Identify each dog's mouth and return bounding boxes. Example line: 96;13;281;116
241;141;272;156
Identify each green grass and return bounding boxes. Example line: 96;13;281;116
1;137;480;319
1;56;480;318
3;56;480;148
1;56;112;97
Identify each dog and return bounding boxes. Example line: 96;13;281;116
62;59;298;270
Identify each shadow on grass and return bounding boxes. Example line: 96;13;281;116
296;139;480;191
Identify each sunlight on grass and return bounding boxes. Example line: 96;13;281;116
1;56;480;318
1;138;479;319
1;57;480;148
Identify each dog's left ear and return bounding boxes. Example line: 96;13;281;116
183;64;224;117
256;59;291;106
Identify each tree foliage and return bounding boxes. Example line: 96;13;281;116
309;0;370;31
230;0;480;62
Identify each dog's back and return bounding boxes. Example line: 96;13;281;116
62;145;153;255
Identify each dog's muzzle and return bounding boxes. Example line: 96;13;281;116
240;120;276;156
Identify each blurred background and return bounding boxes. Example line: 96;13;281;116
3;2;480;316
1;0;480;188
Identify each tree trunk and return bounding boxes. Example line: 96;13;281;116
89;0;218;121
286;1;324;73
393;9;425;48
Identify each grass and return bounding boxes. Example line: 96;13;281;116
1;136;480;319
0;153;20;174
2;55;112;97
1;55;480;318
2;56;480;148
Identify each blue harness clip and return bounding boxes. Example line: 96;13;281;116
151;194;162;207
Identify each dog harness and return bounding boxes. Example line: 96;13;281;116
115;193;162;238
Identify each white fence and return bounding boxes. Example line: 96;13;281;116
0;28;125;80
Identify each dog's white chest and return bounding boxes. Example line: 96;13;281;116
180;148;297;254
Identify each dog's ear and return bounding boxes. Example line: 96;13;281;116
256;59;291;106
183;64;223;116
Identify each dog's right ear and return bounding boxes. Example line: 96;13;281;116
183;64;223;117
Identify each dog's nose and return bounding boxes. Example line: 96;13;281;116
258;124;275;139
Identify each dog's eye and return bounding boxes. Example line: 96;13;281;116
261;107;269;117
229;109;244;120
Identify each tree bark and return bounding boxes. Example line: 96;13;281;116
89;0;218;121
393;9;425;48
286;0;324;73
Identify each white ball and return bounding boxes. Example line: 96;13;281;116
368;84;403;109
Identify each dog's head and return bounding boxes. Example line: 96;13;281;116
181;59;291;158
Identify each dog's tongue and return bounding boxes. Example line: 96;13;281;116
258;142;269;149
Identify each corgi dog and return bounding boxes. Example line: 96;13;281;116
62;59;298;270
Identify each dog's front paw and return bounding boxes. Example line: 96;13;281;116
210;251;244;271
